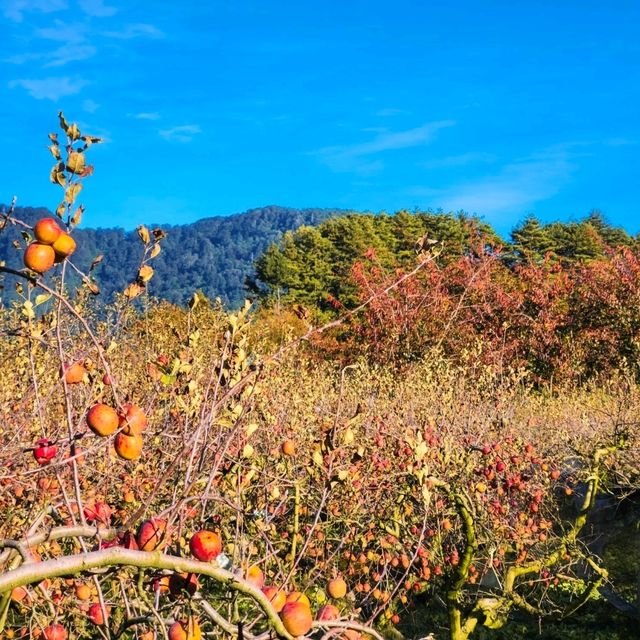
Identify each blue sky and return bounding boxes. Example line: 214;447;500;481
1;0;639;236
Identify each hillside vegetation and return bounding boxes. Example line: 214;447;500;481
0;205;347;307
252;210;639;384
3;203;634;318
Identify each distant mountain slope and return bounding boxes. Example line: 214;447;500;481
0;205;349;307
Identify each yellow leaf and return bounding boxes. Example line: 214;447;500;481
83;277;100;295
64;182;83;204
90;254;104;271
150;243;161;258
67;123;81;141
231;404;243;417
21;300;35;320
66;151;85;174
123;283;144;299
414;441;428;462
245;422;259;437
82;135;102;147
242;444;254;458
50;162;66;187
138;265;154;282
137;225;150;244
71;205;84;226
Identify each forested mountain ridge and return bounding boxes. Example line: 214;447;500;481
0;205;350;307
0;204;634;311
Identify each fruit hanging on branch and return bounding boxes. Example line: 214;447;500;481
327;576;348;599
86;403;119;437
189;529;223;562
136;518;168;551
33;438;58;465
119;404;148;435
43;624;67;640
280;601;313;637
24;242;55;274
52;232;76;262
63;362;87;384
168;618;201;640
34;217;63;244
114;431;144;460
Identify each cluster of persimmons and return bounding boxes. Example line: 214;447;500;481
23;217;76;274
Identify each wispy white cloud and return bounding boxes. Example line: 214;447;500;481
313;121;455;174
4;51;41;64
35;20;87;43
8;76;88;101
2;0;67;22
78;0;116;17
410;145;579;215
129;112;161;120
159;125;202;142
421;152;497;169
104;23;164;39
5;43;95;67
45;44;96;67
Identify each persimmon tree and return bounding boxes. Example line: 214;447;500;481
344;235;640;384
0;114;404;640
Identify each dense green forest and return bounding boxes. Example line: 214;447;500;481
1;204;634;314
253;209;634;311
0;205;348;307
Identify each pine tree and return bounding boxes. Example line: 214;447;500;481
511;216;555;261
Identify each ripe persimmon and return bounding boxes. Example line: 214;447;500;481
43;624;67;640
114;432;143;460
119;404;147;435
34;217;62;244
245;565;264;588
168;619;201;640
281;439;295;456
189;530;222;562
52;232;76;260
316;604;340;620
24;243;55;273
136;518;167;551
262;586;286;612
86;403;119;437
327;577;347;599
280;601;313;637
286;591;311;606
63;362;86;384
